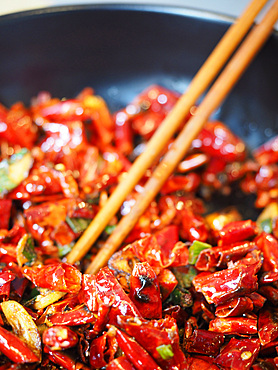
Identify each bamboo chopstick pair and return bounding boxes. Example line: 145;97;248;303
66;0;278;274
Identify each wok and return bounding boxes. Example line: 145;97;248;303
0;4;277;218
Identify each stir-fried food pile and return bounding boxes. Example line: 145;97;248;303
0;85;277;369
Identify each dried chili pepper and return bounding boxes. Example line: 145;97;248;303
129;262;162;319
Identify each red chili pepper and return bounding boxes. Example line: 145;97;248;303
255;165;278;191
22;262;82;293
214;338;260;370
215;220;258;246
155;225;179;253
184;329;224;356
4;262;28;298
187;356;220;370
191;298;215;323
116;315;187;370
0;244;17;264
258;306;278;346
81;274;98;312
248;291;267;312
177;153;209;173
89;332;118;369
254;135;278;165
160;173;200;195
209;317;257;335
179;208;209;242
106;356;136;370
0;102;38;149
259;285;278;306
89;333;109;369
130;85;181;140
0;200;12;229
195;241;258;271
157;268;178;301
129;262;162;319
42;325;78;350
255;232;278;272
95;267;142;324
0;270;16;298
201;156;227;189
48;304;95;326
44;345;90;370
131;235;188;269
0;362;12;370
215;296;254;318
259;339;278;357
0;326;39;363
34;98;87;122
114;111;133;155
9;165;79;200
193;251;261;305
114;326;162;370
192;121;246;163
252;358;278;370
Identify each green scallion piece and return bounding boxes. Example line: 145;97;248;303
66;217;91;234
105;225;117;235
58;243;74;258
260;218;272;234
0;148;33;194
22;235;37;266
188;240;212;265
156;344;174;360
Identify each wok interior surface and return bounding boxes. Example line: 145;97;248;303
0;4;277;218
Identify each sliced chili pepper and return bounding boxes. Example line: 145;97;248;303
179;208;209;242
252;358;278;370
259;285;278;306
193;251;261;305
48;304;95;326
192;120;246;163
255;232;278;272
160;173;200;195
89;332;118;369
184;329;224;356
81;274;98;312
215;296;254;317
22;262;82;293
95;267;142;323
116;315;187;370
89;333;109;369
254;135;278;165
0;270;16;297
113;326;162;370
209;317;257;335
201;156;227;189
214;338;260;370
0;326;39;363
114;111;133;155
215;220;258;246
129;262;162;319
130;235;188;269
157;268;178;301
42;326;78;350
195;241;258;271
258;306;278;346
106;356;136;370
187;356;220;370
0;199;12;229
44;345;89;370
0;102;38;149
248;291;267;312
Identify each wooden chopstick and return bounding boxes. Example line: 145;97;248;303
85;0;278;274
66;0;271;266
